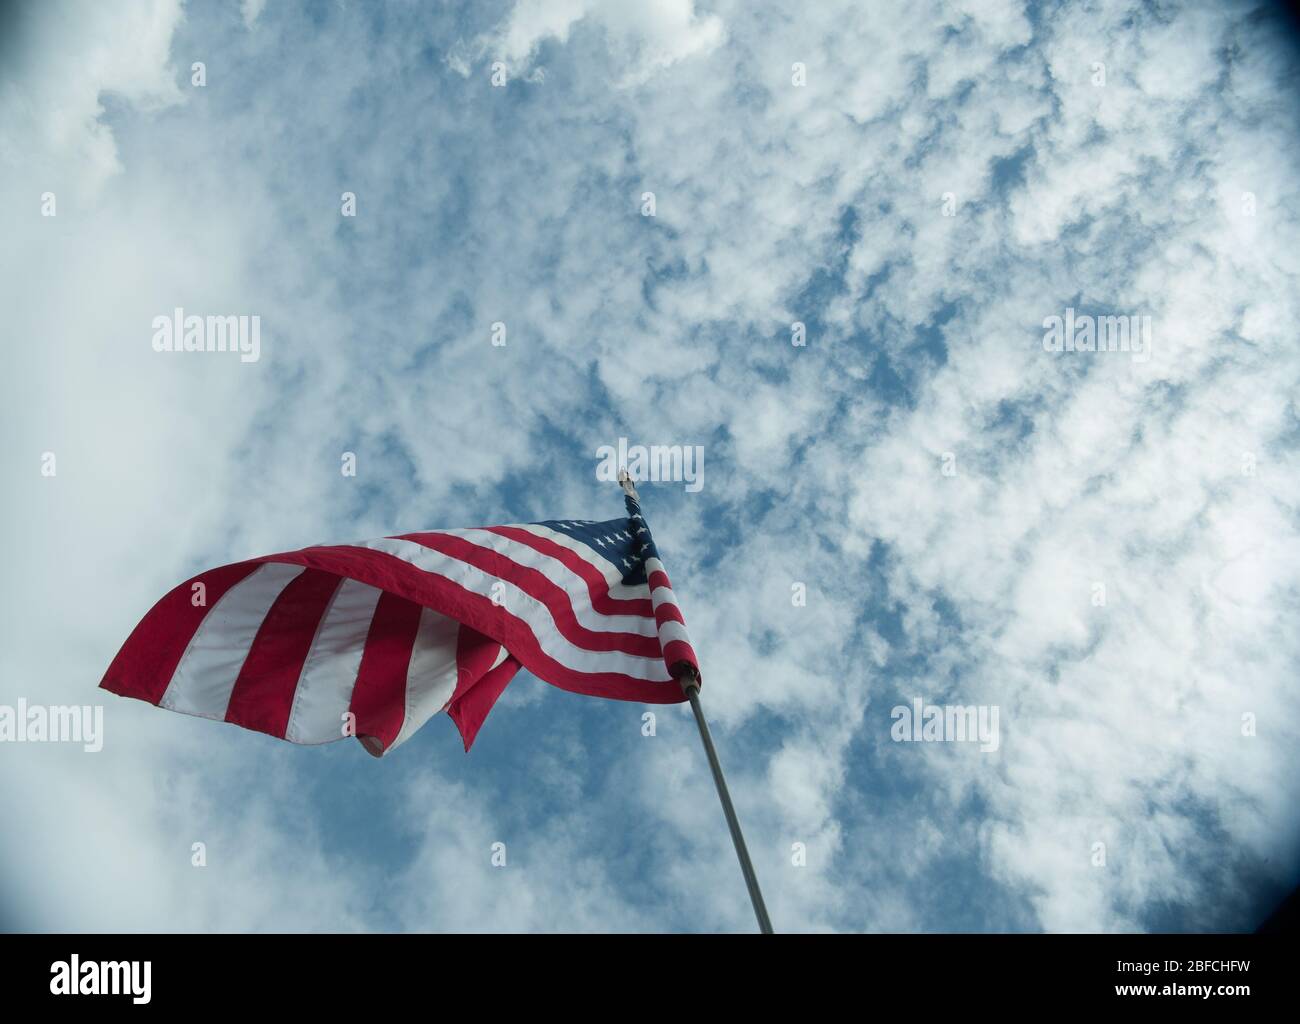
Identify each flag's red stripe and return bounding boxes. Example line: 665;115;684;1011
257;548;684;703
452;624;505;701
448;658;519;751
99;561;262;704
348;590;423;753
223;568;342;738
661;639;699;674
480;526;654;616
399;532;662;658
653;601;686;627
444;626;521;750
648;570;672;592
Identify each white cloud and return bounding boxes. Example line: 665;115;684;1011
0;0;184;200
453;0;724;84
241;0;267;30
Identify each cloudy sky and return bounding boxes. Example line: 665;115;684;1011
2;0;1298;933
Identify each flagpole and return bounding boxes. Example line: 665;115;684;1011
618;468;773;933
676;665;775;934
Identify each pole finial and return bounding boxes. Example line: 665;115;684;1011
617;467;639;500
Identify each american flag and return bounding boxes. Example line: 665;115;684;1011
100;487;699;754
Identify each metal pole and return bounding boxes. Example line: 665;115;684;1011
678;671;774;934
618;471;771;932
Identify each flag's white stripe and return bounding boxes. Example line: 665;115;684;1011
511;524;648;601
489;645;509;671
353;538;672;681
392;608;461;750
656;620;692;648
161;563;305;720
284;577;383;744
510;524;621;581
432;528;657;637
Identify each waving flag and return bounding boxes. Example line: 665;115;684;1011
100;488;698;754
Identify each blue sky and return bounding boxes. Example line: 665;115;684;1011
2;0;1299;932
